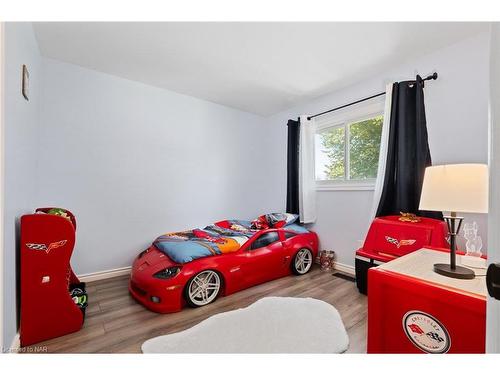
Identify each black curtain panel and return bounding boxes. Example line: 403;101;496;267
376;76;442;219
286;119;300;215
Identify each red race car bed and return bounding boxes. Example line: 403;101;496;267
129;213;319;313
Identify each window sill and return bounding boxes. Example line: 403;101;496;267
315;183;375;192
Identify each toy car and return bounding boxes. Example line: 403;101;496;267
129;216;319;313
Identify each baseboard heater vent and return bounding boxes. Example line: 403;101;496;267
332;272;356;283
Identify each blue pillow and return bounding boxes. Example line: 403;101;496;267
155;240;220;264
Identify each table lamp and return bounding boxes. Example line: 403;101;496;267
419;164;488;279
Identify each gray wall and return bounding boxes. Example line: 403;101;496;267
266;32;491;269
3;23;40;351
36;58;280;275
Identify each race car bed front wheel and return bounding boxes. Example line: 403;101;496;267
292;248;313;275
185;270;221;308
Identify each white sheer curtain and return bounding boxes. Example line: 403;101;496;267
299;115;316;224
370;83;394;219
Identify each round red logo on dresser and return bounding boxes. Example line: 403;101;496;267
402;311;451;353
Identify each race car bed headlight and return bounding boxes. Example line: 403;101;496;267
153;266;181;279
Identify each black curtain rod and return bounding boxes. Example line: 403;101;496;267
307;72;438;121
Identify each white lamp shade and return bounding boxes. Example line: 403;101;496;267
419;164;489;213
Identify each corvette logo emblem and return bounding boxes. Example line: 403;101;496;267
26;240;67;253
385;236;416;248
403;311;450;353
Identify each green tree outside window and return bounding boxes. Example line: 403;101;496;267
317;115;383;180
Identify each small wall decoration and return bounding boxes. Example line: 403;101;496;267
22;64;29;101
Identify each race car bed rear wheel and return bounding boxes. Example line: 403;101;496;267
292;248;313;275
185;270;221;308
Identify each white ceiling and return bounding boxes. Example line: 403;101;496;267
33;22;488;116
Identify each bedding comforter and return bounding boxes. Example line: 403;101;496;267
153;214;307;264
154;220;256;264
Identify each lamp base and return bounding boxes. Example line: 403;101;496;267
433;263;475;280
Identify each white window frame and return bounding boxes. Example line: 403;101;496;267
313;98;385;191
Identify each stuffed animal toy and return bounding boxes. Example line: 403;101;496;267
398;212;421;223
47;208;72;221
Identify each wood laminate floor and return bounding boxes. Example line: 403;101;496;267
28;266;367;353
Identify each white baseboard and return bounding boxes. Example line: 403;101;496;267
77;262;354;283
333;261;355;276
78;266;131;283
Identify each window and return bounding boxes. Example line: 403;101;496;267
314;100;384;190
250;232;280;250
284;232;297;240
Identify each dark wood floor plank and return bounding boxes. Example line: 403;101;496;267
28;266;367;353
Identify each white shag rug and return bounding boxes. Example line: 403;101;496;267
142;296;349;353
